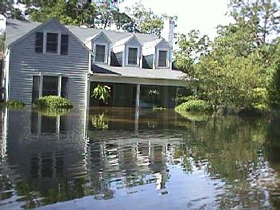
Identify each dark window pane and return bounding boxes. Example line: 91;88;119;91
128;47;138;65
42;76;58;96
35;32;43;53
95;45;106;63
61;34;69;55
158;50;167;67
46;33;58;53
61;77;68;98
32;76;40;103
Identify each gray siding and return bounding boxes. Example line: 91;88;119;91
126;38;141;46
94;34;109;43
8;19;89;108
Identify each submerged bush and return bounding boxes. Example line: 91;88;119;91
175;99;212;113
34;96;73;109
6;100;25;108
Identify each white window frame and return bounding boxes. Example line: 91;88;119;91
93;42;108;64
36;73;63;98
156;48;170;69
125;45;141;67
40;31;68;56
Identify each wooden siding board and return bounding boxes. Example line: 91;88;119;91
8;20;89;108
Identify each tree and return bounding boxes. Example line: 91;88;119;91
228;0;280;45
0;0;13;16
125;2;164;36
175;30;211;73
175;0;279;111
27;0;97;27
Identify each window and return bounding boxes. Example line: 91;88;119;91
42;76;58;96
95;45;106;63
158;50;168;67
35;33;69;55
128;47;138;65
46;33;58;54
61;34;69;55
35;32;43;53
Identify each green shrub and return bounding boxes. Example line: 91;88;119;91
175;95;198;104
34;96;73;109
175;99;212;113
6;100;25;108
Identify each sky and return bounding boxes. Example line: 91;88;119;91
120;0;233;40
1;0;233;39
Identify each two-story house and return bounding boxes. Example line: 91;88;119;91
3;18;191;109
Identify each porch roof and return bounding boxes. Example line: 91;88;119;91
90;64;192;87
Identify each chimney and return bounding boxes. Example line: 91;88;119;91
161;17;175;49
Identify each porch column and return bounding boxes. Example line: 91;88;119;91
58;75;62;97
39;74;43;97
136;84;141;110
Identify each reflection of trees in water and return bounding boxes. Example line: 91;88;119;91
4;108;280;209
174;115;280;209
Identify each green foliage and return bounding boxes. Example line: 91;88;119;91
91;113;108;130
34;96;73;109
5;100;25;108
175;30;211;73
125;1;164;36
175;99;212;113
251;88;269;111
152;106;166;111
175;95;198;105
36;108;70;117
91;84;111;103
175;0;279;112
28;0;97;26
268;42;280;108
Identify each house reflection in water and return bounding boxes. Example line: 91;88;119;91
0;108;183;208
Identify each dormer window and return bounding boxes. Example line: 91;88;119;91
95;44;106;63
158;50;167;67
156;48;170;69
128;47;138;65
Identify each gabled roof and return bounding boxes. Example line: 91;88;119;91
143;38;170;48
85;31;112;44
112;34;142;48
5;18;161;47
5;18;89;51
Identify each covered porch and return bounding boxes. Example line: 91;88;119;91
89;65;191;109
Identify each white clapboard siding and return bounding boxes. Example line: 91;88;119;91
8;19;89;108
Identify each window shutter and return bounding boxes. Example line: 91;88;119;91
35;32;43;53
61;35;69;55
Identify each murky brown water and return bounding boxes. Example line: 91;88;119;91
1;107;280;209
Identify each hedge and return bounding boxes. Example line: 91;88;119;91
34;96;73;109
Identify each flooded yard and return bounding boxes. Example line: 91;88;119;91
1;107;280;209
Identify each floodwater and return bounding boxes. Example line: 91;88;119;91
1;107;280;209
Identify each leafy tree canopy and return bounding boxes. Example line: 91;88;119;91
175;0;280;110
